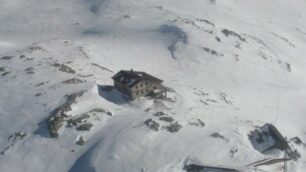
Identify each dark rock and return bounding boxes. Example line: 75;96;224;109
76;136;86;145
48;90;86;138
144;119;160;131
8;132;27;142
222;29;246;42
58;64;76;74
35;82;45;87
19;55;26;59
202;47;224;56
165;122;182;133
48;117;65;138
35;93;42;97
89;108;106;113
62;78;84;84
0;67;5;72
189;119;205;127
106;111;112;116
159;116;174;123
76;123;93;131
0;56;13;60
153;111;167;117
230;147;238;157
2;72;10;76
215;36;221;42
25;67;34;74
26;45;44;52
67;114;90;126
210;132;229;142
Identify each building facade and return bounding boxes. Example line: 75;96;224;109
112;70;163;100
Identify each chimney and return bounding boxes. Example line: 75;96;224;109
131;69;133;72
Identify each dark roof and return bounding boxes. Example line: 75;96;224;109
112;70;163;87
261;124;289;150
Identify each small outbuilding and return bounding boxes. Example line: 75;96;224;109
249;123;290;153
112;70;165;100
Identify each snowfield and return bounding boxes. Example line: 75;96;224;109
1;0;306;171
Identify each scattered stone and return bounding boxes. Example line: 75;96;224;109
2;72;10;76
35;93;42;97
286;62;291;72
90;108;106;113
210;132;229;142
106;111;113;116
76;136;86;145
62;78;84;84
164;122;182;133
222;29;246;42
0;56;13;60
196;18;215;27
25;57;34;61
153;111;167;117
159;116;174;123
77;74;94;78
25;67;35;74
206;99;217;103
48;117;65;138
0;144;14;155
19;55;26;59
35;82;45;87
199;100;208;105
219;93;233;105
189;119;205;127
76;123;93;131
48;90;86;137
26;45;45;52
58;64;76;74
202;47;224;56
215;36;221;42
210;0;216;5
144;119;160;131
230;147;238;157
67;114;90;126
8;132;27;142
234;41;241;49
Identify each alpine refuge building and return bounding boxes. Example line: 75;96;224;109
112;70;165;100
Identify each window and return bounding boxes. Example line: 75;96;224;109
136;91;139;95
153;86;157;89
145;82;148;85
140;83;143;87
136;85;138;89
141;90;144;94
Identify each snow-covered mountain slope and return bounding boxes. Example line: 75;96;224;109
1;0;306;171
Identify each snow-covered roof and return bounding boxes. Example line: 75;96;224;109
112;70;163;87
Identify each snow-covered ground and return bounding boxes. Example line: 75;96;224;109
1;0;306;171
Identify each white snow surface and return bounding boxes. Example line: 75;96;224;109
1;0;306;171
